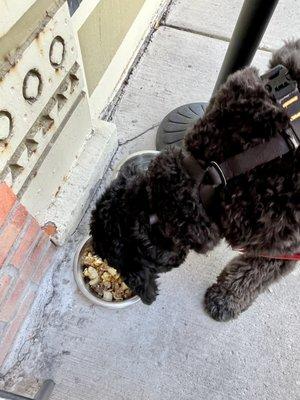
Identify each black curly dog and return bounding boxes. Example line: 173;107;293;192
90;40;300;321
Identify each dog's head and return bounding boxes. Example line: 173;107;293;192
90;166;159;304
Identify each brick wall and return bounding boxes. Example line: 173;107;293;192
0;183;57;368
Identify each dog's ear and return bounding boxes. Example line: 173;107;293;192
125;262;159;305
90;178;126;264
186;221;220;254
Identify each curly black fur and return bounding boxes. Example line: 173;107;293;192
91;40;300;318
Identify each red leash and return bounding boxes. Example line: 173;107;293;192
237;249;300;261
260;253;300;261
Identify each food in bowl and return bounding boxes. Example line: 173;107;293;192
81;249;133;302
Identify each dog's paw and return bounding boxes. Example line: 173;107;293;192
139;290;157;305
204;284;242;322
126;271;158;305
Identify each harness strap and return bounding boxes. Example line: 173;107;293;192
207;133;290;183
182;65;300;209
182;133;291;208
182;152;205;183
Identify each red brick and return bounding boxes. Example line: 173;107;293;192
0;224;20;267
0;231;51;321
0;280;27;322
0;257;37;322
0;183;16;229
0;290;36;367
0;321;7;337
11;218;41;269
12;204;28;229
32;244;57;284
0;274;12;304
0;280;28;323
0;204;29;267
28;233;49;265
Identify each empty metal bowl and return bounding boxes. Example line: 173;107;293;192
74;236;140;309
113;150;159;179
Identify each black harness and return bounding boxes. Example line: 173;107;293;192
182;65;300;209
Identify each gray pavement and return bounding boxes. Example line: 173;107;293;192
3;1;300;399
166;0;300;50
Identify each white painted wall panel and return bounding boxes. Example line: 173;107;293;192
0;0;38;37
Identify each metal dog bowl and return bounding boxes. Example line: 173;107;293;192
74;151;159;308
74;236;140;309
113;150;160;179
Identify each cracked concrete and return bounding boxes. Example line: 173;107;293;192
166;0;300;51
1;1;299;399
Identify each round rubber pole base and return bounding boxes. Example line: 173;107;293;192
156;102;207;151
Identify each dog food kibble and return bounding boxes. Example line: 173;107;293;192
82;250;133;302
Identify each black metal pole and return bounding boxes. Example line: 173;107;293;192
156;0;280;150
34;380;55;400
212;0;279;95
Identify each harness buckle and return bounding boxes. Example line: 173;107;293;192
262;65;300;150
206;161;227;187
261;65;297;100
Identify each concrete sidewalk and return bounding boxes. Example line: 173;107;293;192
2;1;299;399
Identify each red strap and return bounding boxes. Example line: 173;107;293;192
237;249;300;261
260;253;300;261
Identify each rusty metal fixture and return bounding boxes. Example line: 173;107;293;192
22;69;43;103
49;36;65;68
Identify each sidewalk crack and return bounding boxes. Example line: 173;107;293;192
162;23;273;53
119;123;159;146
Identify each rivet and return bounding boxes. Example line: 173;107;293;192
49;36;65;68
23;69;43;103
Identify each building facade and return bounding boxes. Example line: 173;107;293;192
0;0;167;372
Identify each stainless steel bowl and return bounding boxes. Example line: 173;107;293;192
74;150;159;308
74;236;141;309
113;150;160;179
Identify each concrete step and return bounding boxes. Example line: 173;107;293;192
37;120;117;245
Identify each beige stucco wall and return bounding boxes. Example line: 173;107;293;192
0;0;37;37
0;0;166;243
78;0;146;95
0;0;64;67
